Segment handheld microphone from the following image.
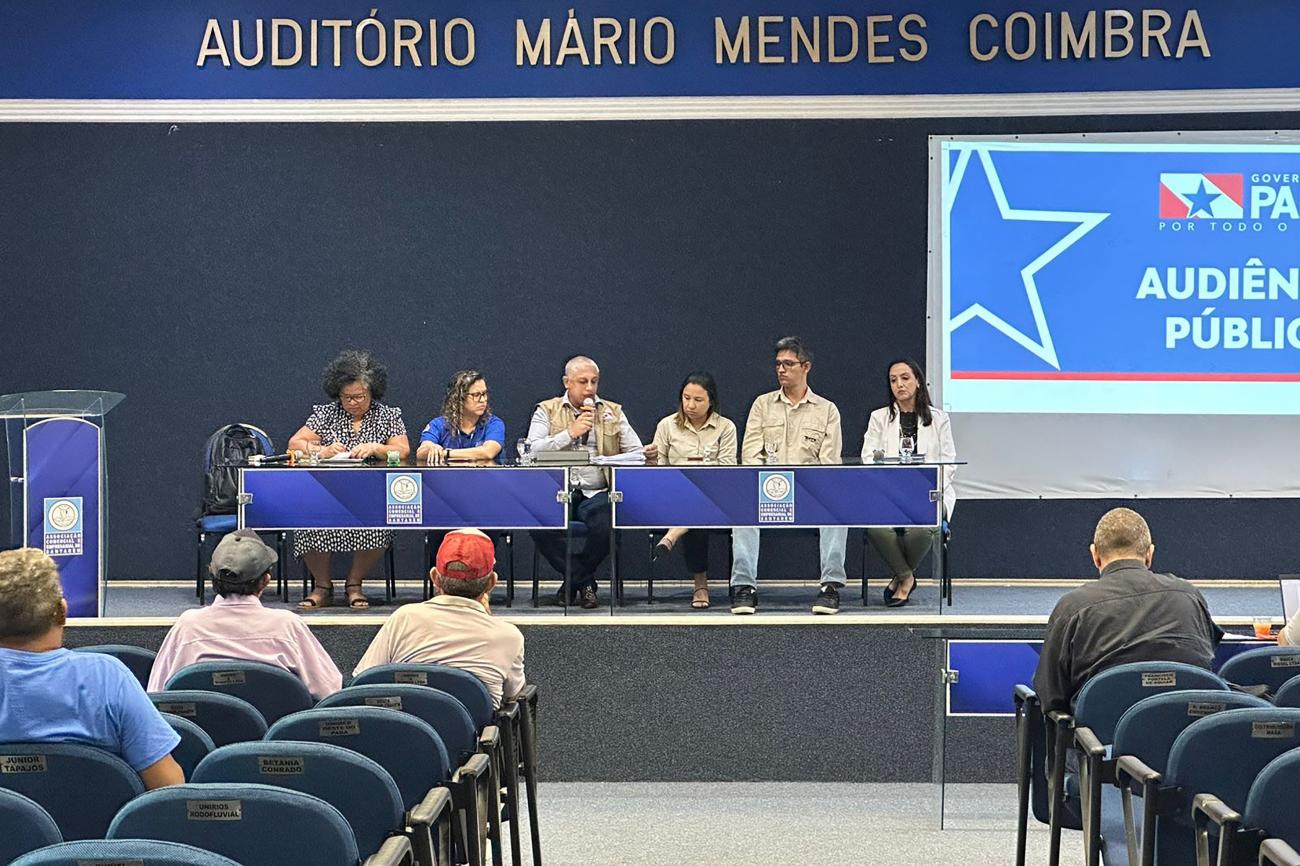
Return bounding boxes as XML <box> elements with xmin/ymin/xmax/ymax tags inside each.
<box><xmin>580</xmin><ymin>397</ymin><xmax>596</xmax><ymax>445</ymax></box>
<box><xmin>247</xmin><ymin>453</ymin><xmax>292</xmax><ymax>466</ymax></box>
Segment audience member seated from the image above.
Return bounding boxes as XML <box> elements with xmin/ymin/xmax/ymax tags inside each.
<box><xmin>353</xmin><ymin>529</ymin><xmax>525</xmax><ymax>708</ymax></box>
<box><xmin>0</xmin><ymin>549</ymin><xmax>184</xmax><ymax>789</ymax></box>
<box><xmin>1279</xmin><ymin>610</ymin><xmax>1300</xmax><ymax>645</ymax></box>
<box><xmin>1033</xmin><ymin>507</ymin><xmax>1223</xmax><ymax>714</ymax></box>
<box><xmin>148</xmin><ymin>530</ymin><xmax>342</xmax><ymax>699</ymax></box>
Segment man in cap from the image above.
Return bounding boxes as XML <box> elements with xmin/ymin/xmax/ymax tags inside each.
<box><xmin>148</xmin><ymin>529</ymin><xmax>342</xmax><ymax>698</ymax></box>
<box><xmin>353</xmin><ymin>528</ymin><xmax>525</xmax><ymax>708</ymax></box>
<box><xmin>0</xmin><ymin>548</ymin><xmax>184</xmax><ymax>788</ymax></box>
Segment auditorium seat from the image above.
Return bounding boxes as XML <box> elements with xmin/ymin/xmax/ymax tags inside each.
<box><xmin>192</xmin><ymin>741</ymin><xmax>415</xmax><ymax>861</ymax></box>
<box><xmin>108</xmin><ymin>782</ymin><xmax>413</xmax><ymax>866</ymax></box>
<box><xmin>165</xmin><ymin>660</ymin><xmax>314</xmax><ymax>724</ymax></box>
<box><xmin>0</xmin><ymin>788</ymin><xmax>63</xmax><ymax>865</ymax></box>
<box><xmin>71</xmin><ymin>644</ymin><xmax>156</xmax><ymax>689</ymax></box>
<box><xmin>1273</xmin><ymin>675</ymin><xmax>1300</xmax><ymax>707</ymax></box>
<box><xmin>160</xmin><ymin>712</ymin><xmax>216</xmax><ymax>779</ymax></box>
<box><xmin>12</xmin><ymin>839</ymin><xmax>246</xmax><ymax>866</ymax></box>
<box><xmin>1115</xmin><ymin>707</ymin><xmax>1300</xmax><ymax>866</ymax></box>
<box><xmin>319</xmin><ymin>685</ymin><xmax>497</xmax><ymax>865</ymax></box>
<box><xmin>266</xmin><ymin>706</ymin><xmax>474</xmax><ymax>866</ymax></box>
<box><xmin>149</xmin><ymin>691</ymin><xmax>268</xmax><ymax>747</ymax></box>
<box><xmin>0</xmin><ymin>743</ymin><xmax>143</xmax><ymax>840</ymax></box>
<box><xmin>1218</xmin><ymin>646</ymin><xmax>1300</xmax><ymax>695</ymax></box>
<box><xmin>1194</xmin><ymin>747</ymin><xmax>1300</xmax><ymax>866</ymax></box>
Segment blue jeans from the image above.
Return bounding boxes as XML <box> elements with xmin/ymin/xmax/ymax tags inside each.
<box><xmin>729</xmin><ymin>527</ymin><xmax>847</xmax><ymax>589</ymax></box>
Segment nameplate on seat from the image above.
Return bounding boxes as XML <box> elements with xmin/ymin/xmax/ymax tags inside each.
<box><xmin>1141</xmin><ymin>671</ymin><xmax>1177</xmax><ymax>687</ymax></box>
<box><xmin>186</xmin><ymin>799</ymin><xmax>243</xmax><ymax>821</ymax></box>
<box><xmin>76</xmin><ymin>859</ymin><xmax>145</xmax><ymax>866</ymax></box>
<box><xmin>1251</xmin><ymin>721</ymin><xmax>1296</xmax><ymax>739</ymax></box>
<box><xmin>365</xmin><ymin>696</ymin><xmax>403</xmax><ymax>710</ymax></box>
<box><xmin>0</xmin><ymin>754</ymin><xmax>47</xmax><ymax>773</ymax></box>
<box><xmin>319</xmin><ymin>719</ymin><xmax>360</xmax><ymax>737</ymax></box>
<box><xmin>1270</xmin><ymin>655</ymin><xmax>1300</xmax><ymax>668</ymax></box>
<box><xmin>212</xmin><ymin>670</ymin><xmax>247</xmax><ymax>685</ymax></box>
<box><xmin>155</xmin><ymin>702</ymin><xmax>197</xmax><ymax>717</ymax></box>
<box><xmin>258</xmin><ymin>756</ymin><xmax>305</xmax><ymax>775</ymax></box>
<box><xmin>394</xmin><ymin>671</ymin><xmax>428</xmax><ymax>685</ymax></box>
<box><xmin>1187</xmin><ymin>702</ymin><xmax>1227</xmax><ymax>717</ymax></box>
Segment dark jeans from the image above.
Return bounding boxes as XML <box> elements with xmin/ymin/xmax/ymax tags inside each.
<box><xmin>530</xmin><ymin>490</ymin><xmax>610</xmax><ymax>592</ymax></box>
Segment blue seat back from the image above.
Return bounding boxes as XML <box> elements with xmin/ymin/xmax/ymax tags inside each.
<box><xmin>266</xmin><ymin>707</ymin><xmax>450</xmax><ymax>811</ymax></box>
<box><xmin>165</xmin><ymin>661</ymin><xmax>314</xmax><ymax>725</ymax></box>
<box><xmin>352</xmin><ymin>663</ymin><xmax>495</xmax><ymax>730</ymax></box>
<box><xmin>1274</xmin><ymin>675</ymin><xmax>1300</xmax><ymax>708</ymax></box>
<box><xmin>108</xmin><ymin>782</ymin><xmax>357</xmax><ymax>866</ymax></box>
<box><xmin>71</xmin><ymin>644</ymin><xmax>156</xmax><ymax>689</ymax></box>
<box><xmin>1112</xmin><ymin>690</ymin><xmax>1270</xmax><ymax>775</ymax></box>
<box><xmin>150</xmin><ymin>690</ymin><xmax>267</xmax><ymax>747</ymax></box>
<box><xmin>1072</xmin><ymin>661</ymin><xmax>1226</xmax><ymax>742</ymax></box>
<box><xmin>11</xmin><ymin>839</ymin><xmax>246</xmax><ymax>866</ymax></box>
<box><xmin>1219</xmin><ymin>647</ymin><xmax>1300</xmax><ymax>694</ymax></box>
<box><xmin>0</xmin><ymin>743</ymin><xmax>143</xmax><ymax>840</ymax></box>
<box><xmin>319</xmin><ymin>683</ymin><xmax>478</xmax><ymax>764</ymax></box>
<box><xmin>1168</xmin><ymin>708</ymin><xmax>1300</xmax><ymax>817</ymax></box>
<box><xmin>0</xmin><ymin>788</ymin><xmax>62</xmax><ymax>864</ymax></box>
<box><xmin>193</xmin><ymin>741</ymin><xmax>403</xmax><ymax>859</ymax></box>
<box><xmin>1245</xmin><ymin>748</ymin><xmax>1300</xmax><ymax>850</ymax></box>
<box><xmin>161</xmin><ymin>713</ymin><xmax>216</xmax><ymax>779</ymax></box>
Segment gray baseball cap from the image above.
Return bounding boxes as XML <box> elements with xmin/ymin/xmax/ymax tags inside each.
<box><xmin>209</xmin><ymin>529</ymin><xmax>277</xmax><ymax>584</ymax></box>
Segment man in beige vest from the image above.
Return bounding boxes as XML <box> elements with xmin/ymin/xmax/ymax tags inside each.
<box><xmin>527</xmin><ymin>355</ymin><xmax>647</xmax><ymax>608</ymax></box>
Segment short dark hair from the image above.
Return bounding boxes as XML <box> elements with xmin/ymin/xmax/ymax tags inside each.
<box><xmin>774</xmin><ymin>336</ymin><xmax>812</xmax><ymax>364</ymax></box>
<box><xmin>322</xmin><ymin>349</ymin><xmax>388</xmax><ymax>401</ymax></box>
<box><xmin>675</xmin><ymin>370</ymin><xmax>719</xmax><ymax>426</ymax></box>
<box><xmin>210</xmin><ymin>567</ymin><xmax>270</xmax><ymax>598</ymax></box>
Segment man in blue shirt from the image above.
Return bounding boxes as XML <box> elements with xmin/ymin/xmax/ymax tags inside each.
<box><xmin>0</xmin><ymin>548</ymin><xmax>183</xmax><ymax>788</ymax></box>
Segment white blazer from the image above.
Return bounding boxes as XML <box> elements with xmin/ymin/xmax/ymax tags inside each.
<box><xmin>861</xmin><ymin>404</ymin><xmax>957</xmax><ymax>517</ymax></box>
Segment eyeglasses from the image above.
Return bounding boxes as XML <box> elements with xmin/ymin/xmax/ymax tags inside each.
<box><xmin>340</xmin><ymin>392</ymin><xmax>370</xmax><ymax>403</ymax></box>
<box><xmin>775</xmin><ymin>359</ymin><xmax>805</xmax><ymax>369</ymax></box>
<box><xmin>467</xmin><ymin>390</ymin><xmax>490</xmax><ymax>400</ymax></box>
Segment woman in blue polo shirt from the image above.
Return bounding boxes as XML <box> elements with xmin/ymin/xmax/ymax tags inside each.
<box><xmin>416</xmin><ymin>369</ymin><xmax>505</xmax><ymax>465</ymax></box>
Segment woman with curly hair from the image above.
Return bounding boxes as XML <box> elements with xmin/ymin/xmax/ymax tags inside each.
<box><xmin>415</xmin><ymin>370</ymin><xmax>505</xmax><ymax>465</ymax></box>
<box><xmin>288</xmin><ymin>349</ymin><xmax>411</xmax><ymax>609</ymax></box>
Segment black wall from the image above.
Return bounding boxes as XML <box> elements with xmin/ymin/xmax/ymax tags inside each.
<box><xmin>3</xmin><ymin>113</ymin><xmax>1299</xmax><ymax>582</ymax></box>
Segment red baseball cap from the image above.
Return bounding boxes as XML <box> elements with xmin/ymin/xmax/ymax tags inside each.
<box><xmin>436</xmin><ymin>529</ymin><xmax>496</xmax><ymax>581</ymax></box>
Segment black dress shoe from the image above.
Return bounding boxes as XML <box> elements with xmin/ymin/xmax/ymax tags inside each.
<box><xmin>886</xmin><ymin>576</ymin><xmax>917</xmax><ymax>608</ymax></box>
<box><xmin>579</xmin><ymin>586</ymin><xmax>599</xmax><ymax>609</ymax></box>
<box><xmin>651</xmin><ymin>540</ymin><xmax>673</xmax><ymax>561</ymax></box>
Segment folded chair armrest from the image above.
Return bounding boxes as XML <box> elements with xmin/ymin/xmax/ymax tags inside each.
<box><xmin>518</xmin><ymin>683</ymin><xmax>538</xmax><ymax>713</ymax></box>
<box><xmin>495</xmin><ymin>702</ymin><xmax>520</xmax><ymax>724</ymax></box>
<box><xmin>1115</xmin><ymin>755</ymin><xmax>1161</xmax><ymax>792</ymax></box>
<box><xmin>1046</xmin><ymin>709</ymin><xmax>1075</xmax><ymax>728</ymax></box>
<box><xmin>364</xmin><ymin>834</ymin><xmax>414</xmax><ymax>866</ymax></box>
<box><xmin>479</xmin><ymin>725</ymin><xmax>500</xmax><ymax>750</ymax></box>
<box><xmin>409</xmin><ymin>786</ymin><xmax>454</xmax><ymax>826</ymax></box>
<box><xmin>452</xmin><ymin>752</ymin><xmax>491</xmax><ymax>783</ymax></box>
<box><xmin>1261</xmin><ymin>839</ymin><xmax>1300</xmax><ymax>866</ymax></box>
<box><xmin>1013</xmin><ymin>684</ymin><xmax>1039</xmax><ymax>706</ymax></box>
<box><xmin>1193</xmin><ymin>794</ymin><xmax>1242</xmax><ymax>833</ymax></box>
<box><xmin>1075</xmin><ymin>726</ymin><xmax>1106</xmax><ymax>758</ymax></box>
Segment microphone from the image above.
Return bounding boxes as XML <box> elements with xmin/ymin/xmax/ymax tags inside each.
<box><xmin>247</xmin><ymin>453</ymin><xmax>292</xmax><ymax>466</ymax></box>
<box><xmin>579</xmin><ymin>397</ymin><xmax>596</xmax><ymax>445</ymax></box>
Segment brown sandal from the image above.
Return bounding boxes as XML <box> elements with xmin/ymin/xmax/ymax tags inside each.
<box><xmin>691</xmin><ymin>587</ymin><xmax>711</xmax><ymax>610</ymax></box>
<box><xmin>299</xmin><ymin>586</ymin><xmax>333</xmax><ymax>609</ymax></box>
<box><xmin>345</xmin><ymin>583</ymin><xmax>370</xmax><ymax>609</ymax></box>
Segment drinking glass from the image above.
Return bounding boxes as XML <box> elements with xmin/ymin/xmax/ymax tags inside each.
<box><xmin>306</xmin><ymin>442</ymin><xmax>321</xmax><ymax>466</ymax></box>
<box><xmin>899</xmin><ymin>435</ymin><xmax>916</xmax><ymax>464</ymax></box>
<box><xmin>702</xmin><ymin>443</ymin><xmax>719</xmax><ymax>464</ymax></box>
<box><xmin>516</xmin><ymin>438</ymin><xmax>532</xmax><ymax>466</ymax></box>
<box><xmin>766</xmin><ymin>440</ymin><xmax>781</xmax><ymax>465</ymax></box>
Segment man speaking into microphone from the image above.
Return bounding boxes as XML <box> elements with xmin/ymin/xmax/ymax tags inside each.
<box><xmin>527</xmin><ymin>355</ymin><xmax>648</xmax><ymax>608</ymax></box>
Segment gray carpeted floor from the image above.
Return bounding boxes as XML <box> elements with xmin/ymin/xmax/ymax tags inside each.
<box><xmin>511</xmin><ymin>782</ymin><xmax>1082</xmax><ymax>865</ymax></box>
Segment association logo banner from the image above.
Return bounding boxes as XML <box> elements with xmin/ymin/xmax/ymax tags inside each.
<box><xmin>940</xmin><ymin>139</ymin><xmax>1300</xmax><ymax>414</ymax></box>
<box><xmin>42</xmin><ymin>497</ymin><xmax>84</xmax><ymax>557</ymax></box>
<box><xmin>385</xmin><ymin>472</ymin><xmax>422</xmax><ymax>524</ymax></box>
<box><xmin>757</xmin><ymin>470</ymin><xmax>795</xmax><ymax>523</ymax></box>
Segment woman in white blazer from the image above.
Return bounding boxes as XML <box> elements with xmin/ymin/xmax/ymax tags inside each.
<box><xmin>860</xmin><ymin>359</ymin><xmax>956</xmax><ymax>607</ymax></box>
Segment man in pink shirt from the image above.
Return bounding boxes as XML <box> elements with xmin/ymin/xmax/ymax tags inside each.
<box><xmin>148</xmin><ymin>530</ymin><xmax>342</xmax><ymax>699</ymax></box>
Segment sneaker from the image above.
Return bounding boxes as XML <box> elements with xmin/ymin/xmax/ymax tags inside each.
<box><xmin>731</xmin><ymin>585</ymin><xmax>757</xmax><ymax>615</ymax></box>
<box><xmin>579</xmin><ymin>586</ymin><xmax>600</xmax><ymax>610</ymax></box>
<box><xmin>812</xmin><ymin>584</ymin><xmax>841</xmax><ymax>615</ymax></box>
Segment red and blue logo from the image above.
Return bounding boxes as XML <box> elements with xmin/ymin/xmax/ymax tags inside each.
<box><xmin>1159</xmin><ymin>173</ymin><xmax>1244</xmax><ymax>219</ymax></box>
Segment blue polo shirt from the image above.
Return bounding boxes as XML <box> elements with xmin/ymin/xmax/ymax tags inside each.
<box><xmin>0</xmin><ymin>647</ymin><xmax>180</xmax><ymax>772</ymax></box>
<box><xmin>419</xmin><ymin>414</ymin><xmax>506</xmax><ymax>456</ymax></box>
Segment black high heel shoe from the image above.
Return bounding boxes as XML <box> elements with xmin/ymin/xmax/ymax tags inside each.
<box><xmin>885</xmin><ymin>575</ymin><xmax>917</xmax><ymax>608</ymax></box>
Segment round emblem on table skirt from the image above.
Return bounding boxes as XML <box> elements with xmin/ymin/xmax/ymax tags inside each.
<box><xmin>762</xmin><ymin>474</ymin><xmax>791</xmax><ymax>501</ymax></box>
<box><xmin>48</xmin><ymin>499</ymin><xmax>80</xmax><ymax>531</ymax></box>
<box><xmin>389</xmin><ymin>475</ymin><xmax>420</xmax><ymax>503</ymax></box>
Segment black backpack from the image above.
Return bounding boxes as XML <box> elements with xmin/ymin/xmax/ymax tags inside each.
<box><xmin>201</xmin><ymin>424</ymin><xmax>273</xmax><ymax>515</ymax></box>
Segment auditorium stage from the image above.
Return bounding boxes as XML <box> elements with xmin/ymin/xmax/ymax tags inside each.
<box><xmin>67</xmin><ymin>579</ymin><xmax>1276</xmax><ymax>795</ymax></box>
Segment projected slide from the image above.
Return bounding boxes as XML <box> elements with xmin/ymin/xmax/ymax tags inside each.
<box><xmin>939</xmin><ymin>139</ymin><xmax>1300</xmax><ymax>414</ymax></box>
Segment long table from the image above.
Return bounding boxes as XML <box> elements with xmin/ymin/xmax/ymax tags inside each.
<box><xmin>239</xmin><ymin>462</ymin><xmax>953</xmax><ymax>611</ymax></box>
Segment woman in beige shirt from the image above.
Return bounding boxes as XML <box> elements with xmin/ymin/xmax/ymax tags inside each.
<box><xmin>649</xmin><ymin>372</ymin><xmax>739</xmax><ymax>609</ymax></box>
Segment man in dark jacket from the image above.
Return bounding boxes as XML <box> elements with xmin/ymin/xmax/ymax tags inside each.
<box><xmin>1034</xmin><ymin>507</ymin><xmax>1223</xmax><ymax>714</ymax></box>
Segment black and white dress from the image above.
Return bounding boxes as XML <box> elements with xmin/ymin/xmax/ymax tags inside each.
<box><xmin>293</xmin><ymin>401</ymin><xmax>407</xmax><ymax>557</ymax></box>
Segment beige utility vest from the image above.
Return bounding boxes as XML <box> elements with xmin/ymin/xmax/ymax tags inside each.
<box><xmin>538</xmin><ymin>397</ymin><xmax>625</xmax><ymax>457</ymax></box>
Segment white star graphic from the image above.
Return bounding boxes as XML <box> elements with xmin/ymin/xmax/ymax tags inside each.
<box><xmin>946</xmin><ymin>147</ymin><xmax>1110</xmax><ymax>370</ymax></box>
